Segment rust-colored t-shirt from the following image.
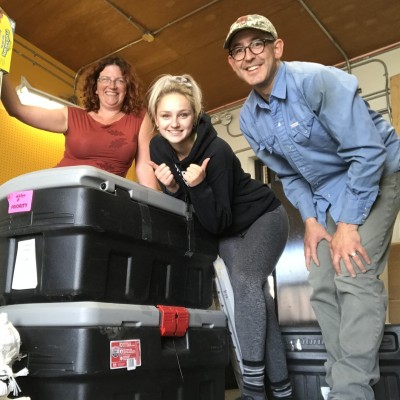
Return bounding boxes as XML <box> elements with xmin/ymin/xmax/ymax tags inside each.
<box><xmin>56</xmin><ymin>107</ymin><xmax>146</xmax><ymax>177</ymax></box>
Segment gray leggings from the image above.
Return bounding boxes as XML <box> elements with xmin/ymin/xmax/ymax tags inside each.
<box><xmin>218</xmin><ymin>205</ymin><xmax>289</xmax><ymax>383</ymax></box>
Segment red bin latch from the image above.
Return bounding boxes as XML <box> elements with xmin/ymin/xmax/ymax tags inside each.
<box><xmin>157</xmin><ymin>305</ymin><xmax>189</xmax><ymax>337</ymax></box>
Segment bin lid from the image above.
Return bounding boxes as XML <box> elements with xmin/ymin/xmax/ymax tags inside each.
<box><xmin>0</xmin><ymin>302</ymin><xmax>227</xmax><ymax>329</ymax></box>
<box><xmin>0</xmin><ymin>166</ymin><xmax>188</xmax><ymax>217</ymax></box>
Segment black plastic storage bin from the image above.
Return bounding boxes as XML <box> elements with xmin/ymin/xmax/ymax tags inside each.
<box><xmin>0</xmin><ymin>166</ymin><xmax>217</xmax><ymax>308</ymax></box>
<box><xmin>281</xmin><ymin>324</ymin><xmax>400</xmax><ymax>400</ymax></box>
<box><xmin>2</xmin><ymin>301</ymin><xmax>229</xmax><ymax>400</ymax></box>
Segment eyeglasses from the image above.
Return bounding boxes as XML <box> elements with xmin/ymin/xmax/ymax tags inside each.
<box><xmin>97</xmin><ymin>76</ymin><xmax>127</xmax><ymax>87</ymax></box>
<box><xmin>229</xmin><ymin>38</ymin><xmax>275</xmax><ymax>61</ymax></box>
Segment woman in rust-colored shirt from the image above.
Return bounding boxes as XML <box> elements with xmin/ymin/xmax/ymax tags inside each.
<box><xmin>1</xmin><ymin>55</ymin><xmax>158</xmax><ymax>187</ymax></box>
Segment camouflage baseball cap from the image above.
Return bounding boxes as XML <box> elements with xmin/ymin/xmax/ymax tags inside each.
<box><xmin>223</xmin><ymin>14</ymin><xmax>278</xmax><ymax>49</ymax></box>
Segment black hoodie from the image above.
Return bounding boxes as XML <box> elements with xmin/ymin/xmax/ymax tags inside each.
<box><xmin>150</xmin><ymin>113</ymin><xmax>280</xmax><ymax>236</ymax></box>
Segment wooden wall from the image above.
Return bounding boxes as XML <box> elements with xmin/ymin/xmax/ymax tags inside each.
<box><xmin>391</xmin><ymin>73</ymin><xmax>400</xmax><ymax>134</ymax></box>
<box><xmin>388</xmin><ymin>73</ymin><xmax>400</xmax><ymax>323</ymax></box>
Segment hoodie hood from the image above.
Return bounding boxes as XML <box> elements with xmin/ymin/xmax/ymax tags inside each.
<box><xmin>184</xmin><ymin>113</ymin><xmax>217</xmax><ymax>166</ymax></box>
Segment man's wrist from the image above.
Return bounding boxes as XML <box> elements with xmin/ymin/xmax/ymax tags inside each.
<box><xmin>337</xmin><ymin>221</ymin><xmax>359</xmax><ymax>231</ymax></box>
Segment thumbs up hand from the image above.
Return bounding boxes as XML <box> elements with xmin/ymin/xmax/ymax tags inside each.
<box><xmin>182</xmin><ymin>158</ymin><xmax>210</xmax><ymax>187</ymax></box>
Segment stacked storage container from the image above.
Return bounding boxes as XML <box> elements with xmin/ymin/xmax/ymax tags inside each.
<box><xmin>0</xmin><ymin>166</ymin><xmax>229</xmax><ymax>400</ymax></box>
<box><xmin>280</xmin><ymin>325</ymin><xmax>400</xmax><ymax>400</ymax></box>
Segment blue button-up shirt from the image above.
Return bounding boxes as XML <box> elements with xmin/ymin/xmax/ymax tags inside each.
<box><xmin>240</xmin><ymin>61</ymin><xmax>400</xmax><ymax>226</ymax></box>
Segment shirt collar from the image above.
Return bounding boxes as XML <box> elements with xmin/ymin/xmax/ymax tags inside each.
<box><xmin>248</xmin><ymin>62</ymin><xmax>287</xmax><ymax>109</ymax></box>
<box><xmin>270</xmin><ymin>62</ymin><xmax>287</xmax><ymax>100</ymax></box>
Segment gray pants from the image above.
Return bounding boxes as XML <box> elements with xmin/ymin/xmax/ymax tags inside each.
<box><xmin>219</xmin><ymin>205</ymin><xmax>290</xmax><ymax>384</ymax></box>
<box><xmin>308</xmin><ymin>172</ymin><xmax>400</xmax><ymax>400</ymax></box>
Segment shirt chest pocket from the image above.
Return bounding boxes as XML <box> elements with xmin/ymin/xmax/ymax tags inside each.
<box><xmin>288</xmin><ymin>114</ymin><xmax>336</xmax><ymax>151</ymax></box>
<box><xmin>289</xmin><ymin>116</ymin><xmax>313</xmax><ymax>144</ymax></box>
<box><xmin>252</xmin><ymin>120</ymin><xmax>276</xmax><ymax>153</ymax></box>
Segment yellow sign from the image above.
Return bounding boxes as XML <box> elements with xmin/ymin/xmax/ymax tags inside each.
<box><xmin>0</xmin><ymin>13</ymin><xmax>15</xmax><ymax>73</ymax></box>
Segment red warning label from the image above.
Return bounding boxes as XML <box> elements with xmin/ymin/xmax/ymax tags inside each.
<box><xmin>110</xmin><ymin>339</ymin><xmax>141</xmax><ymax>370</ymax></box>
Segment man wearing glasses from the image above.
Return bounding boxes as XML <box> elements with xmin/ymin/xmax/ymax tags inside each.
<box><xmin>225</xmin><ymin>14</ymin><xmax>400</xmax><ymax>400</ymax></box>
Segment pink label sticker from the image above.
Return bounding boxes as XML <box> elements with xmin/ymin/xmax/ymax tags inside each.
<box><xmin>7</xmin><ymin>190</ymin><xmax>33</xmax><ymax>214</ymax></box>
<box><xmin>110</xmin><ymin>339</ymin><xmax>141</xmax><ymax>370</ymax></box>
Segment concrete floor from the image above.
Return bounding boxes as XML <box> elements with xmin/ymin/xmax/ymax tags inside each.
<box><xmin>225</xmin><ymin>389</ymin><xmax>240</xmax><ymax>400</ymax></box>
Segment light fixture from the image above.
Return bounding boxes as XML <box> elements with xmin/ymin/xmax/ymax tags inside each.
<box><xmin>16</xmin><ymin>76</ymin><xmax>77</xmax><ymax>110</ymax></box>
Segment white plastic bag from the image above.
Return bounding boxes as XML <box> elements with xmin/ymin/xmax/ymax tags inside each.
<box><xmin>0</xmin><ymin>313</ymin><xmax>29</xmax><ymax>399</ymax></box>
